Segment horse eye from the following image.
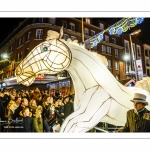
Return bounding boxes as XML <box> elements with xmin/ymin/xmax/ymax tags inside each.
<box><xmin>43</xmin><ymin>47</ymin><xmax>48</xmax><ymax>51</ymax></box>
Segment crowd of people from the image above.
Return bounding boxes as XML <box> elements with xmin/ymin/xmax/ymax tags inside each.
<box><xmin>0</xmin><ymin>87</ymin><xmax>74</xmax><ymax>132</ymax></box>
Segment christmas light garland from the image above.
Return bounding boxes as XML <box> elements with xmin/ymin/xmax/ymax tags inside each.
<box><xmin>84</xmin><ymin>17</ymin><xmax>144</xmax><ymax>48</ymax></box>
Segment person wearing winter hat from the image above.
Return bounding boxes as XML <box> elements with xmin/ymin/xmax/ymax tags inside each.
<box><xmin>117</xmin><ymin>93</ymin><xmax>150</xmax><ymax>132</ymax></box>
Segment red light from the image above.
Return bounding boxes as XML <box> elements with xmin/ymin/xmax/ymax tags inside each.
<box><xmin>36</xmin><ymin>74</ymin><xmax>44</xmax><ymax>79</ymax></box>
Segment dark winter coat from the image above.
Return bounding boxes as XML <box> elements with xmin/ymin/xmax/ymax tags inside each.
<box><xmin>15</xmin><ymin>116</ymin><xmax>34</xmax><ymax>132</ymax></box>
<box><xmin>64</xmin><ymin>102</ymin><xmax>74</xmax><ymax>119</ymax></box>
<box><xmin>12</xmin><ymin>105</ymin><xmax>24</xmax><ymax>119</ymax></box>
<box><xmin>117</xmin><ymin>108</ymin><xmax>150</xmax><ymax>132</ymax></box>
<box><xmin>3</xmin><ymin>94</ymin><xmax>10</xmax><ymax>108</ymax></box>
<box><xmin>55</xmin><ymin>104</ymin><xmax>64</xmax><ymax>125</ymax></box>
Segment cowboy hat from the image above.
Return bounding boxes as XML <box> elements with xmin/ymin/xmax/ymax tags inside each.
<box><xmin>130</xmin><ymin>93</ymin><xmax>148</xmax><ymax>105</ymax></box>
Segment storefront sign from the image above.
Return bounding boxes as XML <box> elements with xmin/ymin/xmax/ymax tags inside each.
<box><xmin>136</xmin><ymin>59</ymin><xmax>143</xmax><ymax>80</ymax></box>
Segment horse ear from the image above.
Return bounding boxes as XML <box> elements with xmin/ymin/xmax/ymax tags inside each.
<box><xmin>59</xmin><ymin>26</ymin><xmax>63</xmax><ymax>39</ymax></box>
<box><xmin>46</xmin><ymin>30</ymin><xmax>59</xmax><ymax>41</ymax></box>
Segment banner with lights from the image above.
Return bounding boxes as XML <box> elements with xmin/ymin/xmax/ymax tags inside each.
<box><xmin>84</xmin><ymin>17</ymin><xmax>144</xmax><ymax>48</ymax></box>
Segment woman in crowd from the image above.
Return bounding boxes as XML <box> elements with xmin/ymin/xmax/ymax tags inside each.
<box><xmin>32</xmin><ymin>105</ymin><xmax>43</xmax><ymax>132</ymax></box>
<box><xmin>29</xmin><ymin>99</ymin><xmax>37</xmax><ymax>115</ymax></box>
<box><xmin>42</xmin><ymin>95</ymin><xmax>55</xmax><ymax>132</ymax></box>
<box><xmin>30</xmin><ymin>87</ymin><xmax>42</xmax><ymax>106</ymax></box>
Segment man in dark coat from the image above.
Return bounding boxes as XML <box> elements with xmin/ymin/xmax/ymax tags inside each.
<box><xmin>117</xmin><ymin>93</ymin><xmax>150</xmax><ymax>132</ymax></box>
<box><xmin>15</xmin><ymin>107</ymin><xmax>34</xmax><ymax>132</ymax></box>
<box><xmin>63</xmin><ymin>96</ymin><xmax>74</xmax><ymax>119</ymax></box>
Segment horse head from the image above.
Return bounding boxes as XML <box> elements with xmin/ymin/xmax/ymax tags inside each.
<box><xmin>15</xmin><ymin>30</ymin><xmax>72</xmax><ymax>86</ymax></box>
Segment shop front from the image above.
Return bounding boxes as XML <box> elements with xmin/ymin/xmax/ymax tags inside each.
<box><xmin>47</xmin><ymin>77</ymin><xmax>74</xmax><ymax>97</ymax></box>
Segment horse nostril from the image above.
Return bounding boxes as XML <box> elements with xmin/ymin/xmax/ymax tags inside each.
<box><xmin>16</xmin><ymin>66</ymin><xmax>22</xmax><ymax>75</ymax></box>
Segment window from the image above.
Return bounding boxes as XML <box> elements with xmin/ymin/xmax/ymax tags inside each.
<box><xmin>70</xmin><ymin>36</ymin><xmax>77</xmax><ymax>41</ymax></box>
<box><xmin>125</xmin><ymin>41</ymin><xmax>130</xmax><ymax>53</ymax></box>
<box><xmin>24</xmin><ymin>48</ymin><xmax>29</xmax><ymax>57</ymax></box>
<box><xmin>63</xmin><ymin>34</ymin><xmax>69</xmax><ymax>41</ymax></box>
<box><xmin>147</xmin><ymin>69</ymin><xmax>150</xmax><ymax>76</ymax></box>
<box><xmin>145</xmin><ymin>50</ymin><xmax>149</xmax><ymax>57</ymax></box>
<box><xmin>108</xmin><ymin>60</ymin><xmax>112</xmax><ymax>68</ymax></box>
<box><xmin>36</xmin><ymin>29</ymin><xmax>43</xmax><ymax>39</ymax></box>
<box><xmin>132</xmin><ymin>43</ymin><xmax>136</xmax><ymax>58</ymax></box>
<box><xmin>9</xmin><ymin>46</ymin><xmax>13</xmax><ymax>53</ymax></box>
<box><xmin>146</xmin><ymin>59</ymin><xmax>149</xmax><ymax>66</ymax></box>
<box><xmin>6</xmin><ymin>71</ymin><xmax>10</xmax><ymax>78</ymax></box>
<box><xmin>91</xmin><ymin>30</ymin><xmax>95</xmax><ymax>36</ymax></box>
<box><xmin>18</xmin><ymin>39</ymin><xmax>22</xmax><ymax>46</ymax></box>
<box><xmin>20</xmin><ymin>51</ymin><xmax>22</xmax><ymax>60</ymax></box>
<box><xmin>132</xmin><ymin>62</ymin><xmax>135</xmax><ymax>71</ymax></box>
<box><xmin>137</xmin><ymin>45</ymin><xmax>141</xmax><ymax>58</ymax></box>
<box><xmin>100</xmin><ymin>23</ymin><xmax>104</xmax><ymax>30</ymax></box>
<box><xmin>107</xmin><ymin>47</ymin><xmax>111</xmax><ymax>55</ymax></box>
<box><xmin>17</xmin><ymin>53</ymin><xmax>20</xmax><ymax>61</ymax></box>
<box><xmin>115</xmin><ymin>49</ymin><xmax>119</xmax><ymax>57</ymax></box>
<box><xmin>105</xmin><ymin>35</ymin><xmax>109</xmax><ymax>42</ymax></box>
<box><xmin>112</xmin><ymin>38</ymin><xmax>116</xmax><ymax>44</ymax></box>
<box><xmin>27</xmin><ymin>31</ymin><xmax>31</xmax><ymax>41</ymax></box>
<box><xmin>62</xmin><ymin>21</ymin><xmax>67</xmax><ymax>28</ymax></box>
<box><xmin>85</xmin><ymin>28</ymin><xmax>89</xmax><ymax>35</ymax></box>
<box><xmin>85</xmin><ymin>18</ymin><xmax>90</xmax><ymax>24</ymax></box>
<box><xmin>115</xmin><ymin>61</ymin><xmax>119</xmax><ymax>70</ymax></box>
<box><xmin>125</xmin><ymin>43</ymin><xmax>129</xmax><ymax>50</ymax></box>
<box><xmin>49</xmin><ymin>18</ymin><xmax>56</xmax><ymax>24</ymax></box>
<box><xmin>132</xmin><ymin>43</ymin><xmax>135</xmax><ymax>52</ymax></box>
<box><xmin>102</xmin><ymin>45</ymin><xmax>106</xmax><ymax>54</ymax></box>
<box><xmin>39</xmin><ymin>18</ymin><xmax>43</xmax><ymax>23</ymax></box>
<box><xmin>70</xmin><ymin>23</ymin><xmax>75</xmax><ymax>31</ymax></box>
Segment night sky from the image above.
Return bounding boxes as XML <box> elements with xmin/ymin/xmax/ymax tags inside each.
<box><xmin>0</xmin><ymin>18</ymin><xmax>25</xmax><ymax>44</ymax></box>
<box><xmin>0</xmin><ymin>18</ymin><xmax>150</xmax><ymax>45</ymax></box>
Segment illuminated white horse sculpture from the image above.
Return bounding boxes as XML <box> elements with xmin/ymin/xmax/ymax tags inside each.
<box><xmin>15</xmin><ymin>29</ymin><xmax>150</xmax><ymax>133</ymax></box>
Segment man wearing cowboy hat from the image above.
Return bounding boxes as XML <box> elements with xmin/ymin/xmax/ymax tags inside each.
<box><xmin>117</xmin><ymin>93</ymin><xmax>150</xmax><ymax>132</ymax></box>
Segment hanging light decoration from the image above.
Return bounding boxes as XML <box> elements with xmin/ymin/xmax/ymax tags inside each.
<box><xmin>116</xmin><ymin>27</ymin><xmax>123</xmax><ymax>35</ymax></box>
<box><xmin>93</xmin><ymin>41</ymin><xmax>98</xmax><ymax>47</ymax></box>
<box><xmin>135</xmin><ymin>17</ymin><xmax>144</xmax><ymax>24</ymax></box>
<box><xmin>84</xmin><ymin>17</ymin><xmax>145</xmax><ymax>49</ymax></box>
<box><xmin>109</xmin><ymin>27</ymin><xmax>115</xmax><ymax>35</ymax></box>
<box><xmin>98</xmin><ymin>33</ymin><xmax>104</xmax><ymax>41</ymax></box>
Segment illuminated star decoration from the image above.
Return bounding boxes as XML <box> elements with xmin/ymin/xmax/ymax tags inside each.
<box><xmin>84</xmin><ymin>17</ymin><xmax>144</xmax><ymax>49</ymax></box>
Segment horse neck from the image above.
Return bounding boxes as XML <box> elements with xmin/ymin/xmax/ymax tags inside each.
<box><xmin>66</xmin><ymin>50</ymin><xmax>99</xmax><ymax>110</ymax></box>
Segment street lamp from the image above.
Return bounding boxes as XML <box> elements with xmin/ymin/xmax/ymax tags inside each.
<box><xmin>129</xmin><ymin>29</ymin><xmax>141</xmax><ymax>81</ymax></box>
<box><xmin>2</xmin><ymin>53</ymin><xmax>8</xmax><ymax>59</ymax></box>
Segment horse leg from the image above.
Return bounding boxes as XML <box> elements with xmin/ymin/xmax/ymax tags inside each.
<box><xmin>60</xmin><ymin>86</ymin><xmax>111</xmax><ymax>133</ymax></box>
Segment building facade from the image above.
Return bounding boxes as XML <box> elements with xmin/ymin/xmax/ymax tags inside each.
<box><xmin>122</xmin><ymin>34</ymin><xmax>144</xmax><ymax>80</ymax></box>
<box><xmin>0</xmin><ymin>18</ymin><xmax>145</xmax><ymax>90</ymax></box>
<box><xmin>143</xmin><ymin>44</ymin><xmax>150</xmax><ymax>76</ymax></box>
